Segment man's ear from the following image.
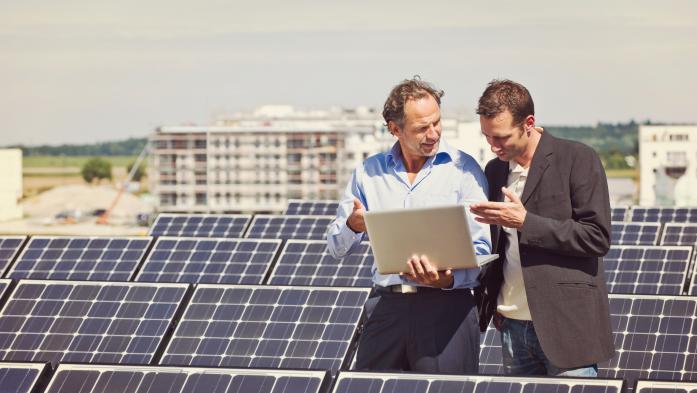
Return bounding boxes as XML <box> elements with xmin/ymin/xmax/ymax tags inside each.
<box><xmin>387</xmin><ymin>120</ymin><xmax>401</xmax><ymax>137</ymax></box>
<box><xmin>524</xmin><ymin>115</ymin><xmax>536</xmax><ymax>136</ymax></box>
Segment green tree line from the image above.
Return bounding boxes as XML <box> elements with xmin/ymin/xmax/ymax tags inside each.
<box><xmin>8</xmin><ymin>137</ymin><xmax>147</xmax><ymax>156</ymax></box>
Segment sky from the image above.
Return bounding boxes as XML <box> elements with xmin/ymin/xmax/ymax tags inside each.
<box><xmin>1</xmin><ymin>0</ymin><xmax>696</xmax><ymax>145</ymax></box>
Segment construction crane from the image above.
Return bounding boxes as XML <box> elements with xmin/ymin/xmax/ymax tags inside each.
<box><xmin>97</xmin><ymin>143</ymin><xmax>149</xmax><ymax>225</ymax></box>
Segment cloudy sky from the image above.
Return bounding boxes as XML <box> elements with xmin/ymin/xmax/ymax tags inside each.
<box><xmin>2</xmin><ymin>0</ymin><xmax>696</xmax><ymax>145</ymax></box>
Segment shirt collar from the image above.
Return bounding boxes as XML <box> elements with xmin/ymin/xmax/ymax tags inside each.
<box><xmin>508</xmin><ymin>160</ymin><xmax>529</xmax><ymax>175</ymax></box>
<box><xmin>385</xmin><ymin>139</ymin><xmax>455</xmax><ymax>167</ymax></box>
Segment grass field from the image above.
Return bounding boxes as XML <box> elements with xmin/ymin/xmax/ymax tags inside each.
<box><xmin>23</xmin><ymin>155</ymin><xmax>137</xmax><ymax>168</ymax></box>
<box><xmin>605</xmin><ymin>168</ymin><xmax>638</xmax><ymax>179</ymax></box>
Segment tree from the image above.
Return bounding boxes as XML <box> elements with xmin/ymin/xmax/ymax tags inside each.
<box><xmin>81</xmin><ymin>157</ymin><xmax>112</xmax><ymax>183</ymax></box>
<box><xmin>126</xmin><ymin>160</ymin><xmax>147</xmax><ymax>182</ymax></box>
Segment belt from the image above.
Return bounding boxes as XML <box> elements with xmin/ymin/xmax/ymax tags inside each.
<box><xmin>375</xmin><ymin>284</ymin><xmax>443</xmax><ymax>294</ymax></box>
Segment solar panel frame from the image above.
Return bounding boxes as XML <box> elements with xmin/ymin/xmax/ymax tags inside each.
<box><xmin>629</xmin><ymin>207</ymin><xmax>697</xmax><ymax>223</ymax></box>
<box><xmin>136</xmin><ymin>237</ymin><xmax>282</xmax><ymax>285</ymax></box>
<box><xmin>267</xmin><ymin>240</ymin><xmax>373</xmax><ymax>287</ymax></box>
<box><xmin>0</xmin><ymin>236</ymin><xmax>27</xmax><ymax>277</ymax></box>
<box><xmin>612</xmin><ymin>207</ymin><xmax>629</xmax><ymax>222</ymax></box>
<box><xmin>160</xmin><ymin>284</ymin><xmax>370</xmax><ymax>373</ymax></box>
<box><xmin>244</xmin><ymin>215</ymin><xmax>334</xmax><ymax>240</ymax></box>
<box><xmin>284</xmin><ymin>199</ymin><xmax>338</xmax><ymax>216</ymax></box>
<box><xmin>149</xmin><ymin>214</ymin><xmax>252</xmax><ymax>238</ymax></box>
<box><xmin>599</xmin><ymin>294</ymin><xmax>697</xmax><ymax>384</ymax></box>
<box><xmin>0</xmin><ymin>278</ymin><xmax>11</xmax><ymax>299</ymax></box>
<box><xmin>7</xmin><ymin>236</ymin><xmax>153</xmax><ymax>281</ymax></box>
<box><xmin>691</xmin><ymin>253</ymin><xmax>697</xmax><ymax>296</ymax></box>
<box><xmin>611</xmin><ymin>222</ymin><xmax>662</xmax><ymax>245</ymax></box>
<box><xmin>333</xmin><ymin>371</ymin><xmax>625</xmax><ymax>393</ymax></box>
<box><xmin>0</xmin><ymin>280</ymin><xmax>189</xmax><ymax>366</ymax></box>
<box><xmin>45</xmin><ymin>364</ymin><xmax>328</xmax><ymax>393</ymax></box>
<box><xmin>604</xmin><ymin>246</ymin><xmax>692</xmax><ymax>295</ymax></box>
<box><xmin>660</xmin><ymin>223</ymin><xmax>697</xmax><ymax>246</ymax></box>
<box><xmin>635</xmin><ymin>380</ymin><xmax>697</xmax><ymax>393</ymax></box>
<box><xmin>0</xmin><ymin>362</ymin><xmax>48</xmax><ymax>393</ymax></box>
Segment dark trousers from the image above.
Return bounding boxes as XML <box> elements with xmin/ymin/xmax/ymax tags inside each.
<box><xmin>355</xmin><ymin>288</ymin><xmax>479</xmax><ymax>373</ymax></box>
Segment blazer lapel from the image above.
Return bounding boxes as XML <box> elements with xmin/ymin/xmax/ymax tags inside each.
<box><xmin>521</xmin><ymin>132</ymin><xmax>554</xmax><ymax>205</ymax></box>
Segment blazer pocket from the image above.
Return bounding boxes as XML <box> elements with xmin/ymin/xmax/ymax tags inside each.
<box><xmin>556</xmin><ymin>281</ymin><xmax>597</xmax><ymax>289</ymax></box>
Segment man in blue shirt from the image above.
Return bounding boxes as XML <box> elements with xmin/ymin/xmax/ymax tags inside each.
<box><xmin>327</xmin><ymin>77</ymin><xmax>491</xmax><ymax>373</ymax></box>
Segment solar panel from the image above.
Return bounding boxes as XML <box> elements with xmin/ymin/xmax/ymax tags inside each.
<box><xmin>599</xmin><ymin>294</ymin><xmax>697</xmax><ymax>385</ymax></box>
<box><xmin>45</xmin><ymin>364</ymin><xmax>327</xmax><ymax>393</ymax></box>
<box><xmin>244</xmin><ymin>215</ymin><xmax>333</xmax><ymax>240</ymax></box>
<box><xmin>0</xmin><ymin>236</ymin><xmax>26</xmax><ymax>276</ymax></box>
<box><xmin>629</xmin><ymin>207</ymin><xmax>697</xmax><ymax>223</ymax></box>
<box><xmin>0</xmin><ymin>279</ymin><xmax>11</xmax><ymax>299</ymax></box>
<box><xmin>660</xmin><ymin>223</ymin><xmax>697</xmax><ymax>247</ymax></box>
<box><xmin>136</xmin><ymin>237</ymin><xmax>281</xmax><ymax>285</ymax></box>
<box><xmin>612</xmin><ymin>207</ymin><xmax>629</xmax><ymax>222</ymax></box>
<box><xmin>691</xmin><ymin>254</ymin><xmax>697</xmax><ymax>296</ymax></box>
<box><xmin>333</xmin><ymin>371</ymin><xmax>624</xmax><ymax>393</ymax></box>
<box><xmin>635</xmin><ymin>380</ymin><xmax>697</xmax><ymax>393</ymax></box>
<box><xmin>0</xmin><ymin>362</ymin><xmax>47</xmax><ymax>393</ymax></box>
<box><xmin>0</xmin><ymin>280</ymin><xmax>188</xmax><ymax>365</ymax></box>
<box><xmin>149</xmin><ymin>214</ymin><xmax>252</xmax><ymax>238</ymax></box>
<box><xmin>161</xmin><ymin>285</ymin><xmax>370</xmax><ymax>373</ymax></box>
<box><xmin>7</xmin><ymin>236</ymin><xmax>152</xmax><ymax>281</ymax></box>
<box><xmin>268</xmin><ymin>240</ymin><xmax>373</xmax><ymax>287</ymax></box>
<box><xmin>285</xmin><ymin>199</ymin><xmax>338</xmax><ymax>216</ymax></box>
<box><xmin>611</xmin><ymin>222</ymin><xmax>661</xmax><ymax>245</ymax></box>
<box><xmin>604</xmin><ymin>246</ymin><xmax>692</xmax><ymax>295</ymax></box>
<box><xmin>479</xmin><ymin>323</ymin><xmax>504</xmax><ymax>375</ymax></box>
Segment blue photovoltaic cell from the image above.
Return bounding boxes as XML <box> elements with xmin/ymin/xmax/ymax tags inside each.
<box><xmin>0</xmin><ymin>362</ymin><xmax>46</xmax><ymax>393</ymax></box>
<box><xmin>635</xmin><ymin>380</ymin><xmax>697</xmax><ymax>393</ymax></box>
<box><xmin>244</xmin><ymin>215</ymin><xmax>333</xmax><ymax>240</ymax></box>
<box><xmin>149</xmin><ymin>214</ymin><xmax>252</xmax><ymax>238</ymax></box>
<box><xmin>599</xmin><ymin>295</ymin><xmax>697</xmax><ymax>386</ymax></box>
<box><xmin>45</xmin><ymin>364</ymin><xmax>327</xmax><ymax>393</ymax></box>
<box><xmin>136</xmin><ymin>237</ymin><xmax>281</xmax><ymax>284</ymax></box>
<box><xmin>268</xmin><ymin>240</ymin><xmax>373</xmax><ymax>287</ymax></box>
<box><xmin>0</xmin><ymin>280</ymin><xmax>188</xmax><ymax>366</ymax></box>
<box><xmin>7</xmin><ymin>236</ymin><xmax>152</xmax><ymax>281</ymax></box>
<box><xmin>479</xmin><ymin>323</ymin><xmax>503</xmax><ymax>375</ymax></box>
<box><xmin>612</xmin><ymin>207</ymin><xmax>628</xmax><ymax>222</ymax></box>
<box><xmin>629</xmin><ymin>207</ymin><xmax>697</xmax><ymax>223</ymax></box>
<box><xmin>611</xmin><ymin>222</ymin><xmax>661</xmax><ymax>245</ymax></box>
<box><xmin>285</xmin><ymin>200</ymin><xmax>339</xmax><ymax>216</ymax></box>
<box><xmin>661</xmin><ymin>223</ymin><xmax>697</xmax><ymax>247</ymax></box>
<box><xmin>332</xmin><ymin>372</ymin><xmax>624</xmax><ymax>393</ymax></box>
<box><xmin>161</xmin><ymin>285</ymin><xmax>370</xmax><ymax>372</ymax></box>
<box><xmin>0</xmin><ymin>236</ymin><xmax>26</xmax><ymax>276</ymax></box>
<box><xmin>604</xmin><ymin>246</ymin><xmax>692</xmax><ymax>295</ymax></box>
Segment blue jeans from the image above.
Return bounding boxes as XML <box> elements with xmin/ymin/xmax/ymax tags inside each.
<box><xmin>498</xmin><ymin>314</ymin><xmax>598</xmax><ymax>377</ymax></box>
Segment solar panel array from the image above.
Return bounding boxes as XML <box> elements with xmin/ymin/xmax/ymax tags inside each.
<box><xmin>479</xmin><ymin>324</ymin><xmax>503</xmax><ymax>375</ymax></box>
<box><xmin>8</xmin><ymin>236</ymin><xmax>152</xmax><ymax>281</ymax></box>
<box><xmin>629</xmin><ymin>207</ymin><xmax>697</xmax><ymax>223</ymax></box>
<box><xmin>149</xmin><ymin>214</ymin><xmax>252</xmax><ymax>237</ymax></box>
<box><xmin>611</xmin><ymin>222</ymin><xmax>661</xmax><ymax>245</ymax></box>
<box><xmin>661</xmin><ymin>223</ymin><xmax>697</xmax><ymax>246</ymax></box>
<box><xmin>0</xmin><ymin>362</ymin><xmax>46</xmax><ymax>393</ymax></box>
<box><xmin>612</xmin><ymin>207</ymin><xmax>629</xmax><ymax>222</ymax></box>
<box><xmin>333</xmin><ymin>372</ymin><xmax>625</xmax><ymax>393</ymax></box>
<box><xmin>136</xmin><ymin>237</ymin><xmax>281</xmax><ymax>284</ymax></box>
<box><xmin>0</xmin><ymin>236</ymin><xmax>26</xmax><ymax>276</ymax></box>
<box><xmin>268</xmin><ymin>240</ymin><xmax>373</xmax><ymax>287</ymax></box>
<box><xmin>245</xmin><ymin>215</ymin><xmax>333</xmax><ymax>240</ymax></box>
<box><xmin>635</xmin><ymin>380</ymin><xmax>697</xmax><ymax>393</ymax></box>
<box><xmin>285</xmin><ymin>199</ymin><xmax>338</xmax><ymax>216</ymax></box>
<box><xmin>45</xmin><ymin>364</ymin><xmax>327</xmax><ymax>393</ymax></box>
<box><xmin>0</xmin><ymin>280</ymin><xmax>188</xmax><ymax>366</ymax></box>
<box><xmin>604</xmin><ymin>246</ymin><xmax>692</xmax><ymax>295</ymax></box>
<box><xmin>161</xmin><ymin>285</ymin><xmax>369</xmax><ymax>373</ymax></box>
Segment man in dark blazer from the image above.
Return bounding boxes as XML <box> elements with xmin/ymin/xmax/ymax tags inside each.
<box><xmin>470</xmin><ymin>79</ymin><xmax>615</xmax><ymax>376</ymax></box>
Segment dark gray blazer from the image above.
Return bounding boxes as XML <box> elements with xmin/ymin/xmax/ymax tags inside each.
<box><xmin>475</xmin><ymin>131</ymin><xmax>615</xmax><ymax>369</ymax></box>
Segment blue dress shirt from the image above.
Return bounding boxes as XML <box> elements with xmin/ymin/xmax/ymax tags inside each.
<box><xmin>326</xmin><ymin>139</ymin><xmax>491</xmax><ymax>289</ymax></box>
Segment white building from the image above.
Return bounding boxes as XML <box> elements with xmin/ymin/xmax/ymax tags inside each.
<box><xmin>0</xmin><ymin>149</ymin><xmax>23</xmax><ymax>221</ymax></box>
<box><xmin>639</xmin><ymin>125</ymin><xmax>697</xmax><ymax>206</ymax></box>
<box><xmin>149</xmin><ymin>106</ymin><xmax>492</xmax><ymax>213</ymax></box>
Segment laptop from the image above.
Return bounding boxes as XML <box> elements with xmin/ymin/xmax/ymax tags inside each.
<box><xmin>364</xmin><ymin>205</ymin><xmax>498</xmax><ymax>275</ymax></box>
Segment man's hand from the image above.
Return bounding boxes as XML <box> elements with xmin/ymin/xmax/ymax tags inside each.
<box><xmin>469</xmin><ymin>187</ymin><xmax>527</xmax><ymax>229</ymax></box>
<box><xmin>347</xmin><ymin>198</ymin><xmax>366</xmax><ymax>233</ymax></box>
<box><xmin>401</xmin><ymin>254</ymin><xmax>454</xmax><ymax>288</ymax></box>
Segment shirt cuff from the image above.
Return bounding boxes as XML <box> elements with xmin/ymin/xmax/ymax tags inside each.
<box><xmin>335</xmin><ymin>221</ymin><xmax>364</xmax><ymax>255</ymax></box>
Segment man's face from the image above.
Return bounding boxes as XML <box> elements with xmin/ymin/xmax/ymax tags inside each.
<box><xmin>392</xmin><ymin>95</ymin><xmax>441</xmax><ymax>161</ymax></box>
<box><xmin>480</xmin><ymin>110</ymin><xmax>529</xmax><ymax>162</ymax></box>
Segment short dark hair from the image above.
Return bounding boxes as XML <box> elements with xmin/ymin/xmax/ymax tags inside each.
<box><xmin>476</xmin><ymin>79</ymin><xmax>534</xmax><ymax>126</ymax></box>
<box><xmin>383</xmin><ymin>76</ymin><xmax>443</xmax><ymax>127</ymax></box>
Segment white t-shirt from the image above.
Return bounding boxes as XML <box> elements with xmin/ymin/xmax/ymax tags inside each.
<box><xmin>496</xmin><ymin>161</ymin><xmax>532</xmax><ymax>320</ymax></box>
